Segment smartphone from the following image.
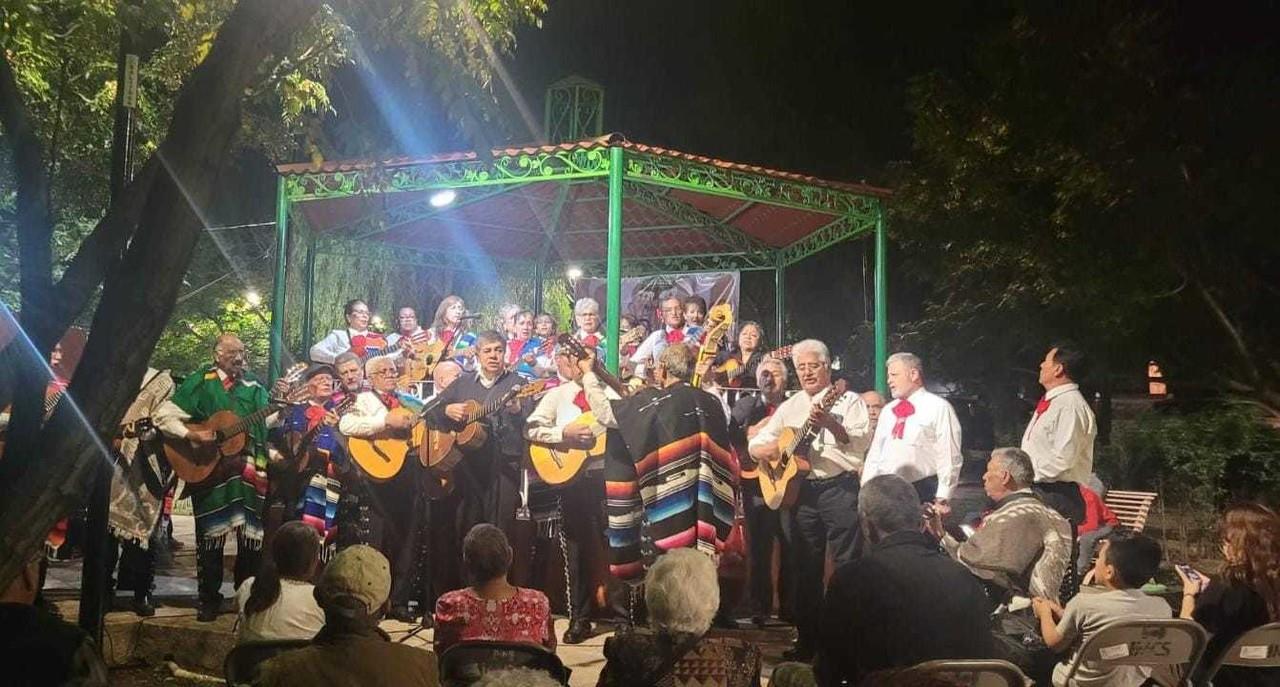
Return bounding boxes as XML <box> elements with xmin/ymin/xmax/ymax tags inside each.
<box><xmin>1176</xmin><ymin>564</ymin><xmax>1202</xmax><ymax>583</ymax></box>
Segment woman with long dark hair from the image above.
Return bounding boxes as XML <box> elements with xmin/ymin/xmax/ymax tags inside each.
<box><xmin>1178</xmin><ymin>502</ymin><xmax>1280</xmax><ymax>686</ymax></box>
<box><xmin>235</xmin><ymin>521</ymin><xmax>324</xmax><ymax>643</ymax></box>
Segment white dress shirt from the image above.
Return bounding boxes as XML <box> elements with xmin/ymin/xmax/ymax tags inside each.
<box><xmin>1020</xmin><ymin>383</ymin><xmax>1096</xmax><ymax>484</ymax></box>
<box><xmin>862</xmin><ymin>388</ymin><xmax>963</xmax><ymax>499</ymax></box>
<box><xmin>337</xmin><ymin>390</ymin><xmax>393</xmax><ymax>437</ymax></box>
<box><xmin>748</xmin><ymin>384</ymin><xmax>871</xmax><ymax>479</ymax></box>
<box><xmin>629</xmin><ymin>325</ymin><xmax>700</xmax><ymax>377</ymax></box>
<box><xmin>309</xmin><ymin>328</ymin><xmax>398</xmax><ymax>364</ymax></box>
<box><xmin>525</xmin><ymin>378</ymin><xmax>620</xmax><ymax>445</ymax></box>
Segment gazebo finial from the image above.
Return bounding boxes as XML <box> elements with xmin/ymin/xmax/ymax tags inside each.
<box><xmin>544</xmin><ymin>75</ymin><xmax>604</xmax><ymax>143</ymax></box>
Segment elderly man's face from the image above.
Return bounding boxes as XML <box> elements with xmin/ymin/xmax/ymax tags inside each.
<box><xmin>214</xmin><ymin>337</ymin><xmax>247</xmax><ymax>378</ymax></box>
<box><xmin>368</xmin><ymin>361</ymin><xmax>398</xmax><ymax>392</ymax></box>
<box><xmin>793</xmin><ymin>351</ymin><xmax>830</xmax><ymax>395</ymax></box>
<box><xmin>861</xmin><ymin>390</ymin><xmax>886</xmax><ymax>425</ymax></box>
<box><xmin>982</xmin><ymin>457</ymin><xmax>1012</xmax><ymax>501</ymax></box>
<box><xmin>433</xmin><ymin>361</ymin><xmax>462</xmax><ymax>392</ymax></box>
<box><xmin>757</xmin><ymin>362</ymin><xmax>785</xmax><ymax>395</ymax></box>
<box><xmin>336</xmin><ymin>360</ymin><xmax>362</xmax><ymax>392</ymax></box>
<box><xmin>886</xmin><ymin>360</ymin><xmax>921</xmax><ymax>400</ymax></box>
<box><xmin>1038</xmin><ymin>347</ymin><xmax>1063</xmax><ymax>388</ymax></box>
<box><xmin>307</xmin><ymin>373</ymin><xmax>334</xmax><ymax>401</ymax></box>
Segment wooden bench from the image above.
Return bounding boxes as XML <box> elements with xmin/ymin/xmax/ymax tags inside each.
<box><xmin>1102</xmin><ymin>490</ymin><xmax>1159</xmax><ymax>532</ymax></box>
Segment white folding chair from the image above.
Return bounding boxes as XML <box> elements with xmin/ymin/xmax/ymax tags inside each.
<box><xmin>1060</xmin><ymin>618</ymin><xmax>1207</xmax><ymax>686</ymax></box>
<box><xmin>1198</xmin><ymin>621</ymin><xmax>1280</xmax><ymax>686</ymax></box>
<box><xmin>912</xmin><ymin>659</ymin><xmax>1031</xmax><ymax>686</ymax></box>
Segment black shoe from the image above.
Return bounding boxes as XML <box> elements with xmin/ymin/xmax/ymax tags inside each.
<box><xmin>712</xmin><ymin>610</ymin><xmax>739</xmax><ymax>630</ymax></box>
<box><xmin>387</xmin><ymin>606</ymin><xmax>418</xmax><ymax>623</ymax></box>
<box><xmin>563</xmin><ymin>619</ymin><xmax>593</xmax><ymax>645</ymax></box>
<box><xmin>197</xmin><ymin>602</ymin><xmax>219</xmax><ymax>622</ymax></box>
<box><xmin>418</xmin><ymin>613</ymin><xmax>434</xmax><ymax>629</ymax></box>
<box><xmin>133</xmin><ymin>596</ymin><xmax>156</xmax><ymax>617</ymax></box>
<box><xmin>752</xmin><ymin>615</ymin><xmax>768</xmax><ymax>629</ymax></box>
<box><xmin>782</xmin><ymin>644</ymin><xmax>815</xmax><ymax>662</ymax></box>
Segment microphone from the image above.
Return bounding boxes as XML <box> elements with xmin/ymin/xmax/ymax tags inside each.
<box><xmin>458</xmin><ymin>314</ymin><xmax>482</xmax><ymax>320</ymax></box>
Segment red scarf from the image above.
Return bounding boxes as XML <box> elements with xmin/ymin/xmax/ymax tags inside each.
<box><xmin>439</xmin><ymin>328</ymin><xmax>456</xmax><ymax>348</ymax></box>
<box><xmin>304</xmin><ymin>403</ymin><xmax>326</xmax><ymax>430</ymax></box>
<box><xmin>572</xmin><ymin>389</ymin><xmax>591</xmax><ymax>413</ymax></box>
<box><xmin>506</xmin><ymin>339</ymin><xmax>525</xmax><ymax>365</ymax></box>
<box><xmin>891</xmin><ymin>399</ymin><xmax>915</xmax><ymax>439</ymax></box>
<box><xmin>581</xmin><ymin>333</ymin><xmax>599</xmax><ymax>348</ymax></box>
<box><xmin>379</xmin><ymin>392</ymin><xmax>400</xmax><ymax>410</ymax></box>
<box><xmin>665</xmin><ymin>328</ymin><xmax>685</xmax><ymax>344</ymax></box>
<box><xmin>1034</xmin><ymin>396</ymin><xmax>1051</xmax><ymax>420</ymax></box>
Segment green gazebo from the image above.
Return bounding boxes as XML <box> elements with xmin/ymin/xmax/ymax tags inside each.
<box><xmin>268</xmin><ymin>77</ymin><xmax>892</xmax><ymax>388</ymax></box>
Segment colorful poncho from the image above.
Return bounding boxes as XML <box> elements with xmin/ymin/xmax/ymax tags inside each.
<box><xmin>603</xmin><ymin>382</ymin><xmax>736</xmax><ymax>581</ymax></box>
<box><xmin>170</xmin><ymin>364</ymin><xmax>270</xmax><ymax>549</ymax></box>
<box><xmin>275</xmin><ymin>402</ymin><xmax>346</xmax><ymax>556</ymax></box>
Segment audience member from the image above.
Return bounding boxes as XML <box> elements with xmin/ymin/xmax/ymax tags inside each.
<box><xmin>0</xmin><ymin>553</ymin><xmax>109</xmax><ymax>686</ymax></box>
<box><xmin>1178</xmin><ymin>502</ymin><xmax>1280</xmax><ymax>687</ymax></box>
<box><xmin>931</xmin><ymin>447</ymin><xmax>1071</xmax><ymax>604</ymax></box>
<box><xmin>816</xmin><ymin>475</ymin><xmax>994</xmax><ymax>686</ymax></box>
<box><xmin>771</xmin><ymin>662</ymin><xmax>818</xmax><ymax>687</ymax></box>
<box><xmin>597</xmin><ymin>548</ymin><xmax>762</xmax><ymax>687</ymax></box>
<box><xmin>474</xmin><ymin>667</ymin><xmax>563</xmax><ymax>686</ymax></box>
<box><xmin>255</xmin><ymin>545</ymin><xmax>438</xmax><ymax>686</ymax></box>
<box><xmin>1075</xmin><ymin>481</ymin><xmax>1119</xmax><ymax>577</ymax></box>
<box><xmin>433</xmin><ymin>524</ymin><xmax>555</xmax><ymax>654</ymax></box>
<box><xmin>236</xmin><ymin>521</ymin><xmax>325</xmax><ymax>643</ymax></box>
<box><xmin>1031</xmin><ymin>532</ymin><xmax>1171</xmax><ymax>687</ymax></box>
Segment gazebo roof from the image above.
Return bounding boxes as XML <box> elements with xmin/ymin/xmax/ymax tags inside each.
<box><xmin>276</xmin><ymin>133</ymin><xmax>890</xmax><ymax>276</ymax></box>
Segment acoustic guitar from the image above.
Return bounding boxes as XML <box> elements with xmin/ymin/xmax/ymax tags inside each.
<box><xmin>396</xmin><ymin>330</ymin><xmax>437</xmax><ymax>388</ymax></box>
<box><xmin>690</xmin><ymin>304</ymin><xmax>734</xmax><ymax>388</ymax></box>
<box><xmin>284</xmin><ymin>394</ymin><xmax>357</xmax><ymax>474</ymax></box>
<box><xmin>162</xmin><ymin>363</ymin><xmax>308</xmax><ymax>487</ymax></box>
<box><xmin>758</xmin><ymin>378</ymin><xmax>849</xmax><ymax>510</ymax></box>
<box><xmin>714</xmin><ymin>344</ymin><xmax>793</xmax><ymax>387</ymax></box>
<box><xmin>421</xmin><ymin>379</ymin><xmax>550</xmax><ymax>473</ymax></box>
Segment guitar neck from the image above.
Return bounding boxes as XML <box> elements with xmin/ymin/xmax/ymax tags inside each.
<box><xmin>224</xmin><ymin>401</ymin><xmax>283</xmax><ymax>438</ymax></box>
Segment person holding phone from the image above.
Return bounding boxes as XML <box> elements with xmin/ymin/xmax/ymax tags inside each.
<box><xmin>1177</xmin><ymin>503</ymin><xmax>1280</xmax><ymax>687</ymax></box>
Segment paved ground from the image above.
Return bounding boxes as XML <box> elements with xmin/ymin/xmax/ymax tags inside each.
<box><xmin>47</xmin><ymin>515</ymin><xmax>797</xmax><ymax>685</ymax></box>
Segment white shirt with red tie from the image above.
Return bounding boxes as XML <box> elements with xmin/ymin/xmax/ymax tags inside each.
<box><xmin>1020</xmin><ymin>382</ymin><xmax>1096</xmax><ymax>484</ymax></box>
<box><xmin>862</xmin><ymin>387</ymin><xmax>963</xmax><ymax>499</ymax></box>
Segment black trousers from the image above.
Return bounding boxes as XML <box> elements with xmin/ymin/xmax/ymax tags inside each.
<box><xmin>793</xmin><ymin>472</ymin><xmax>860</xmax><ymax>650</ymax></box>
<box><xmin>348</xmin><ymin>467</ymin><xmax>425</xmax><ymax>611</ymax></box>
<box><xmin>105</xmin><ymin>533</ymin><xmax>156</xmax><ymax>600</ymax></box>
<box><xmin>196</xmin><ymin>530</ymin><xmax>261</xmax><ymax>604</ymax></box>
<box><xmin>454</xmin><ymin>451</ymin><xmax>520</xmax><ymax>540</ymax></box>
<box><xmin>742</xmin><ymin>479</ymin><xmax>793</xmax><ymax>618</ymax></box>
<box><xmin>531</xmin><ymin>473</ymin><xmax>604</xmax><ymax>622</ymax></box>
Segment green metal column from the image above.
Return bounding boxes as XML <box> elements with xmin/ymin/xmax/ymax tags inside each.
<box><xmin>874</xmin><ymin>203</ymin><xmax>889</xmax><ymax>394</ymax></box>
<box><xmin>605</xmin><ymin>146</ymin><xmax>624</xmax><ymax>373</ymax></box>
<box><xmin>268</xmin><ymin>179</ymin><xmax>290</xmax><ymax>381</ymax></box>
<box><xmin>301</xmin><ymin>233</ymin><xmax>317</xmax><ymax>350</ymax></box>
<box><xmin>532</xmin><ymin>260</ymin><xmax>544</xmax><ymax>315</ymax></box>
<box><xmin>774</xmin><ymin>258</ymin><xmax>785</xmax><ymax>346</ymax></box>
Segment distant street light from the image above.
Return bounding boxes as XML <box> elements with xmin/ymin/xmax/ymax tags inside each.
<box><xmin>245</xmin><ymin>290</ymin><xmax>262</xmax><ymax>307</ymax></box>
<box><xmin>566</xmin><ymin>266</ymin><xmax>583</xmax><ymax>280</ymax></box>
<box><xmin>429</xmin><ymin>189</ymin><xmax>457</xmax><ymax>208</ymax></box>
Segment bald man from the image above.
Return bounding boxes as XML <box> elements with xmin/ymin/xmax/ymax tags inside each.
<box><xmin>155</xmin><ymin>333</ymin><xmax>281</xmax><ymax>622</ymax></box>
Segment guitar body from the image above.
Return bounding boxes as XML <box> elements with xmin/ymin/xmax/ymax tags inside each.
<box><xmin>757</xmin><ymin>426</ymin><xmax>812</xmax><ymax>510</ymax></box>
<box><xmin>453</xmin><ymin>399</ymin><xmax>489</xmax><ymax>450</ymax></box>
<box><xmin>346</xmin><ymin>408</ymin><xmax>417</xmax><ymax>481</ymax></box>
<box><xmin>162</xmin><ymin>409</ymin><xmax>252</xmax><ymax>486</ymax></box>
<box><xmin>420</xmin><ymin>426</ymin><xmax>463</xmax><ymax>473</ymax></box>
<box><xmin>528</xmin><ymin>413</ymin><xmax>607</xmax><ymax>485</ymax></box>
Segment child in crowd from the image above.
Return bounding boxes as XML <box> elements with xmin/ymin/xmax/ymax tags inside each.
<box><xmin>1031</xmin><ymin>532</ymin><xmax>1171</xmax><ymax>687</ymax></box>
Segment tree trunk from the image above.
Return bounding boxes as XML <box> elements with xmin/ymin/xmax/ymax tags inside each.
<box><xmin>0</xmin><ymin>0</ymin><xmax>322</xmax><ymax>591</ymax></box>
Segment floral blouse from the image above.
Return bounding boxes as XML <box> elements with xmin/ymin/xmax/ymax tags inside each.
<box><xmin>432</xmin><ymin>587</ymin><xmax>555</xmax><ymax>653</ymax></box>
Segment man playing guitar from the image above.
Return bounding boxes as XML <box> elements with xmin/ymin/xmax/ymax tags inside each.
<box><xmin>336</xmin><ymin>355</ymin><xmax>424</xmax><ymax>622</ymax></box>
<box><xmin>331</xmin><ymin>351</ymin><xmax>364</xmax><ymax>403</ymax></box>
<box><xmin>268</xmin><ymin>365</ymin><xmax>348</xmax><ymax>554</ymax></box>
<box><xmin>728</xmin><ymin>357</ymin><xmax>791</xmax><ymax>628</ymax></box>
<box><xmin>153</xmin><ymin>333</ymin><xmax>285</xmax><ymax>622</ymax></box>
<box><xmin>523</xmin><ymin>343</ymin><xmax>621</xmax><ymax>644</ymax></box>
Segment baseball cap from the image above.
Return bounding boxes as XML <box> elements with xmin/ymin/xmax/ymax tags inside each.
<box><xmin>316</xmin><ymin>544</ymin><xmax>391</xmax><ymax>614</ymax></box>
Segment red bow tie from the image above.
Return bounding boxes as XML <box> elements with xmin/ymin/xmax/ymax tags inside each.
<box><xmin>665</xmin><ymin>328</ymin><xmax>685</xmax><ymax>344</ymax></box>
<box><xmin>891</xmin><ymin>399</ymin><xmax>915</xmax><ymax>439</ymax></box>
<box><xmin>581</xmin><ymin>333</ymin><xmax>599</xmax><ymax>348</ymax></box>
<box><xmin>380</xmin><ymin>392</ymin><xmax>400</xmax><ymax>409</ymax></box>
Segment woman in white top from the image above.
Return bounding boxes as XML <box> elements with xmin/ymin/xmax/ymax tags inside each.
<box><xmin>235</xmin><ymin>521</ymin><xmax>325</xmax><ymax>644</ymax></box>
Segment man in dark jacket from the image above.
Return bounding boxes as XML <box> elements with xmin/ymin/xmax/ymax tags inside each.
<box><xmin>256</xmin><ymin>544</ymin><xmax>437</xmax><ymax>686</ymax></box>
<box><xmin>815</xmin><ymin>475</ymin><xmax>994</xmax><ymax>686</ymax></box>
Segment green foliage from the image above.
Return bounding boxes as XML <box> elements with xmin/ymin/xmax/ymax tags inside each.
<box><xmin>892</xmin><ymin>5</ymin><xmax>1280</xmax><ymax>414</ymax></box>
<box><xmin>151</xmin><ymin>291</ymin><xmax>269</xmax><ymax>377</ymax></box>
<box><xmin>1097</xmin><ymin>406</ymin><xmax>1280</xmax><ymax>511</ymax></box>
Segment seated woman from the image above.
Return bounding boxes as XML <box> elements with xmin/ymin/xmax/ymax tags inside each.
<box><xmin>1178</xmin><ymin>502</ymin><xmax>1280</xmax><ymax>687</ymax></box>
<box><xmin>235</xmin><ymin>521</ymin><xmax>325</xmax><ymax>643</ymax></box>
<box><xmin>433</xmin><ymin>524</ymin><xmax>555</xmax><ymax>653</ymax></box>
<box><xmin>597</xmin><ymin>549</ymin><xmax>762</xmax><ymax>687</ymax></box>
